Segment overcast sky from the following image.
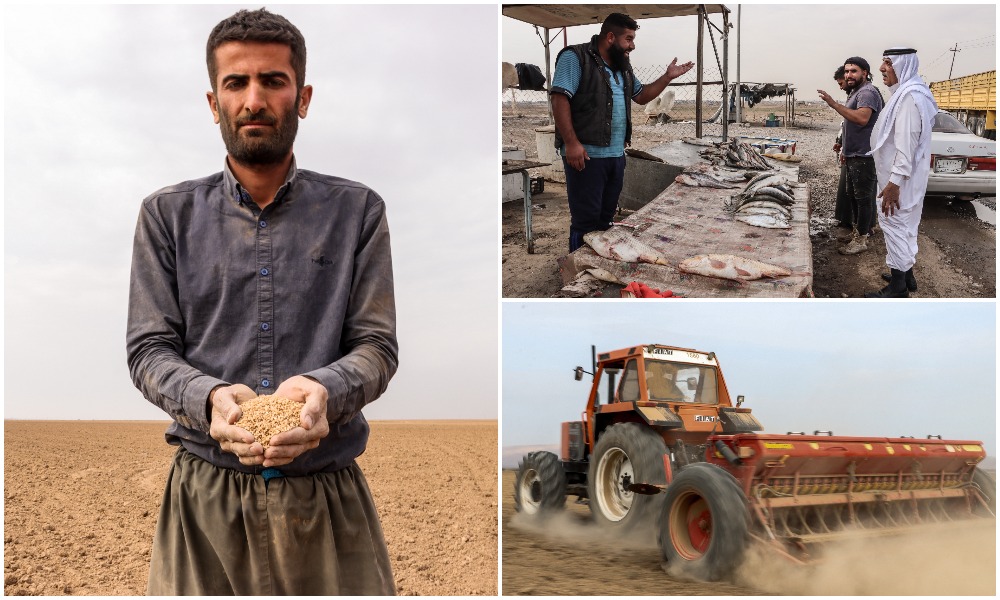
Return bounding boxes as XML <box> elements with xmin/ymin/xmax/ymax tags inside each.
<box><xmin>4</xmin><ymin>5</ymin><xmax>498</xmax><ymax>421</ymax></box>
<box><xmin>503</xmin><ymin>302</ymin><xmax>996</xmax><ymax>455</ymax></box>
<box><xmin>502</xmin><ymin>4</ymin><xmax>996</xmax><ymax>103</ymax></box>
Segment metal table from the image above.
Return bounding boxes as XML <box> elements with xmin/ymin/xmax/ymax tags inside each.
<box><xmin>502</xmin><ymin>159</ymin><xmax>549</xmax><ymax>253</ymax></box>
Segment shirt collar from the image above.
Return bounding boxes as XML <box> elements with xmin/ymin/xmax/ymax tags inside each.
<box><xmin>223</xmin><ymin>155</ymin><xmax>299</xmax><ymax>207</ymax></box>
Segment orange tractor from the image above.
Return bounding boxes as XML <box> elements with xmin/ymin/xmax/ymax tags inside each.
<box><xmin>514</xmin><ymin>343</ymin><xmax>995</xmax><ymax>581</ymax></box>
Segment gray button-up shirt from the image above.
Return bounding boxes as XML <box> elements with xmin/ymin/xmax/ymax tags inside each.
<box><xmin>126</xmin><ymin>157</ymin><xmax>397</xmax><ymax>476</ymax></box>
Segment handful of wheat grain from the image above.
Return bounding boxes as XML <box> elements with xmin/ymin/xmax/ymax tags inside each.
<box><xmin>236</xmin><ymin>395</ymin><xmax>303</xmax><ymax>448</ymax></box>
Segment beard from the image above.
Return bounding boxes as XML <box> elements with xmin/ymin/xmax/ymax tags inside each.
<box><xmin>219</xmin><ymin>97</ymin><xmax>300</xmax><ymax>167</ymax></box>
<box><xmin>607</xmin><ymin>43</ymin><xmax>631</xmax><ymax>73</ymax></box>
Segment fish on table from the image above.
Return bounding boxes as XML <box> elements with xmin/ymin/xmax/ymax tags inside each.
<box><xmin>734</xmin><ymin>213</ymin><xmax>790</xmax><ymax>229</ymax></box>
<box><xmin>678</xmin><ymin>253</ymin><xmax>791</xmax><ymax>281</ymax></box>
<box><xmin>583</xmin><ymin>228</ymin><xmax>669</xmax><ymax>266</ymax></box>
<box><xmin>674</xmin><ymin>172</ymin><xmax>743</xmax><ymax>189</ymax></box>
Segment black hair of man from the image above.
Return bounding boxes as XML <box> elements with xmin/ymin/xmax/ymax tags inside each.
<box><xmin>207</xmin><ymin>8</ymin><xmax>308</xmax><ymax>92</ymax></box>
<box><xmin>843</xmin><ymin>56</ymin><xmax>872</xmax><ymax>82</ymax></box>
<box><xmin>600</xmin><ymin>12</ymin><xmax>639</xmax><ymax>36</ymax></box>
<box><xmin>834</xmin><ymin>65</ymin><xmax>846</xmax><ymax>80</ymax></box>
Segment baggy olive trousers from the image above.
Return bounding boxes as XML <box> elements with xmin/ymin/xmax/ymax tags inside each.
<box><xmin>147</xmin><ymin>448</ymin><xmax>395</xmax><ymax>595</ymax></box>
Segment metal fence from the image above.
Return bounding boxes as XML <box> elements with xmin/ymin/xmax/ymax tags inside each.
<box><xmin>501</xmin><ymin>63</ymin><xmax>730</xmax><ymax>138</ymax></box>
<box><xmin>632</xmin><ymin>62</ymin><xmax>727</xmax><ymax>138</ymax></box>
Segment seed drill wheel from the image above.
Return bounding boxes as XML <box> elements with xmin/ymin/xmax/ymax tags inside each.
<box><xmin>514</xmin><ymin>451</ymin><xmax>567</xmax><ymax>515</ymax></box>
<box><xmin>660</xmin><ymin>463</ymin><xmax>749</xmax><ymax>582</ymax></box>
<box><xmin>588</xmin><ymin>422</ymin><xmax>667</xmax><ymax>530</ymax></box>
<box><xmin>972</xmin><ymin>468</ymin><xmax>996</xmax><ymax>514</ymax></box>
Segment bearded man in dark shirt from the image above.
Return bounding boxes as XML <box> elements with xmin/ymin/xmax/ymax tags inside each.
<box><xmin>126</xmin><ymin>8</ymin><xmax>397</xmax><ymax>594</ymax></box>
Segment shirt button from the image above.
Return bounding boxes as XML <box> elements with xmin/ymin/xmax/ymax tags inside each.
<box><xmin>262</xmin><ymin>379</ymin><xmax>270</xmax><ymax>388</ymax></box>
<box><xmin>259</xmin><ymin>220</ymin><xmax>267</xmax><ymax>228</ymax></box>
<box><xmin>261</xmin><ymin>322</ymin><xmax>269</xmax><ymax>331</ymax></box>
<box><xmin>260</xmin><ymin>268</ymin><xmax>269</xmax><ymax>276</ymax></box>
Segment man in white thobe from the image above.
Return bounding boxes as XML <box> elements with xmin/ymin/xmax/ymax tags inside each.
<box><xmin>866</xmin><ymin>47</ymin><xmax>938</xmax><ymax>297</ymax></box>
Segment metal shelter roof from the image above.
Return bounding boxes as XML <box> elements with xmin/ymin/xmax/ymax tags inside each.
<box><xmin>502</xmin><ymin>4</ymin><xmax>733</xmax><ymax>139</ymax></box>
<box><xmin>501</xmin><ymin>4</ymin><xmax>729</xmax><ymax>28</ymax></box>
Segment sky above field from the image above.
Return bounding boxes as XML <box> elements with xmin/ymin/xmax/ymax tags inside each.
<box><xmin>502</xmin><ymin>3</ymin><xmax>996</xmax><ymax>103</ymax></box>
<box><xmin>4</xmin><ymin>5</ymin><xmax>498</xmax><ymax>421</ymax></box>
<box><xmin>503</xmin><ymin>302</ymin><xmax>997</xmax><ymax>455</ymax></box>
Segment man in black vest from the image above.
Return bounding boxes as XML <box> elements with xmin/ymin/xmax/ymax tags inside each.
<box><xmin>550</xmin><ymin>13</ymin><xmax>694</xmax><ymax>251</ymax></box>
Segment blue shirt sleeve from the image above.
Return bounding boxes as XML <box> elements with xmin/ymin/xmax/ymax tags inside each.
<box><xmin>551</xmin><ymin>51</ymin><xmax>581</xmax><ymax>98</ymax></box>
<box><xmin>632</xmin><ymin>76</ymin><xmax>643</xmax><ymax>99</ymax></box>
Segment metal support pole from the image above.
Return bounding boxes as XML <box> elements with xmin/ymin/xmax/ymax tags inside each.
<box><xmin>696</xmin><ymin>8</ymin><xmax>705</xmax><ymax>138</ymax></box>
<box><xmin>735</xmin><ymin>5</ymin><xmax>742</xmax><ymax>124</ymax></box>
<box><xmin>522</xmin><ymin>171</ymin><xmax>534</xmax><ymax>254</ymax></box>
<box><xmin>722</xmin><ymin>9</ymin><xmax>730</xmax><ymax>142</ymax></box>
<box><xmin>544</xmin><ymin>27</ymin><xmax>553</xmax><ymax>124</ymax></box>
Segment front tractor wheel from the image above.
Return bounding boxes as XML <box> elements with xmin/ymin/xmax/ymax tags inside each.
<box><xmin>514</xmin><ymin>451</ymin><xmax>567</xmax><ymax>516</ymax></box>
<box><xmin>587</xmin><ymin>422</ymin><xmax>667</xmax><ymax>531</ymax></box>
<box><xmin>660</xmin><ymin>463</ymin><xmax>749</xmax><ymax>582</ymax></box>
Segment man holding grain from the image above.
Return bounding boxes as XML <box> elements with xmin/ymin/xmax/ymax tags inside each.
<box><xmin>126</xmin><ymin>8</ymin><xmax>397</xmax><ymax>594</ymax></box>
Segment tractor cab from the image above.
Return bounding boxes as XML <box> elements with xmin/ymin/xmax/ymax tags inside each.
<box><xmin>582</xmin><ymin>344</ymin><xmax>730</xmax><ymax>409</ymax></box>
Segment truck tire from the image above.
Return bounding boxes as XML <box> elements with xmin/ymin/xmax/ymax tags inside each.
<box><xmin>514</xmin><ymin>451</ymin><xmax>567</xmax><ymax>516</ymax></box>
<box><xmin>972</xmin><ymin>468</ymin><xmax>996</xmax><ymax>514</ymax></box>
<box><xmin>588</xmin><ymin>422</ymin><xmax>667</xmax><ymax>531</ymax></box>
<box><xmin>660</xmin><ymin>462</ymin><xmax>749</xmax><ymax>581</ymax></box>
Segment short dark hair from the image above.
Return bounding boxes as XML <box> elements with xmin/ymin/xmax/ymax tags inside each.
<box><xmin>600</xmin><ymin>12</ymin><xmax>639</xmax><ymax>36</ymax></box>
<box><xmin>206</xmin><ymin>8</ymin><xmax>307</xmax><ymax>91</ymax></box>
<box><xmin>834</xmin><ymin>65</ymin><xmax>846</xmax><ymax>80</ymax></box>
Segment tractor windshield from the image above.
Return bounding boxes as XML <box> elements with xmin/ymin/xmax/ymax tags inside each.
<box><xmin>643</xmin><ymin>359</ymin><xmax>719</xmax><ymax>404</ymax></box>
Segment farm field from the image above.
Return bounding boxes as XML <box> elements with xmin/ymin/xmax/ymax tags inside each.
<box><xmin>501</xmin><ymin>469</ymin><xmax>995</xmax><ymax>595</ymax></box>
<box><xmin>4</xmin><ymin>420</ymin><xmax>498</xmax><ymax>596</ymax></box>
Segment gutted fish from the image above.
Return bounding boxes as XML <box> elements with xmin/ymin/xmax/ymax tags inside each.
<box><xmin>678</xmin><ymin>254</ymin><xmax>792</xmax><ymax>281</ymax></box>
<box><xmin>734</xmin><ymin>213</ymin><xmax>790</xmax><ymax>229</ymax></box>
<box><xmin>736</xmin><ymin>202</ymin><xmax>792</xmax><ymax>219</ymax></box>
<box><xmin>584</xmin><ymin>228</ymin><xmax>669</xmax><ymax>266</ymax></box>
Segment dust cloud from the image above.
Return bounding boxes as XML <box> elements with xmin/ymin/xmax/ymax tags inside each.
<box><xmin>734</xmin><ymin>522</ymin><xmax>996</xmax><ymax>595</ymax></box>
<box><xmin>508</xmin><ymin>501</ymin><xmax>994</xmax><ymax>595</ymax></box>
<box><xmin>509</xmin><ymin>508</ymin><xmax>660</xmax><ymax>551</ymax></box>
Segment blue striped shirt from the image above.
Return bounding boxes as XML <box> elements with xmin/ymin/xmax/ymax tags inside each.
<box><xmin>551</xmin><ymin>51</ymin><xmax>643</xmax><ymax>158</ymax></box>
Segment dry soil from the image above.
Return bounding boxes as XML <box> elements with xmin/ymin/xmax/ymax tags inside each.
<box><xmin>3</xmin><ymin>420</ymin><xmax>497</xmax><ymax>596</ymax></box>
<box><xmin>501</xmin><ymin>470</ymin><xmax>995</xmax><ymax>595</ymax></box>
<box><xmin>502</xmin><ymin>102</ymin><xmax>996</xmax><ymax>298</ymax></box>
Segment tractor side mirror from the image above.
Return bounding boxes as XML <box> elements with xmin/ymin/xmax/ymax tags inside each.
<box><xmin>736</xmin><ymin>395</ymin><xmax>744</xmax><ymax>407</ymax></box>
<box><xmin>574</xmin><ymin>366</ymin><xmax>584</xmax><ymax>381</ymax></box>
<box><xmin>686</xmin><ymin>377</ymin><xmax>698</xmax><ymax>390</ymax></box>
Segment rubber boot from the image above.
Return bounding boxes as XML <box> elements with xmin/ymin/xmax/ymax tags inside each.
<box><xmin>881</xmin><ymin>268</ymin><xmax>917</xmax><ymax>292</ymax></box>
<box><xmin>866</xmin><ymin>268</ymin><xmax>909</xmax><ymax>298</ymax></box>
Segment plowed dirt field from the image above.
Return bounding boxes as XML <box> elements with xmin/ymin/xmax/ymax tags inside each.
<box><xmin>501</xmin><ymin>470</ymin><xmax>995</xmax><ymax>595</ymax></box>
<box><xmin>4</xmin><ymin>420</ymin><xmax>497</xmax><ymax>596</ymax></box>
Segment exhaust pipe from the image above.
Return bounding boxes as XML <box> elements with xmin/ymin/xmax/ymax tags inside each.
<box><xmin>715</xmin><ymin>440</ymin><xmax>741</xmax><ymax>466</ymax></box>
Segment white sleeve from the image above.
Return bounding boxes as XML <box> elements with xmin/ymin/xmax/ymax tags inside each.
<box><xmin>889</xmin><ymin>96</ymin><xmax>921</xmax><ymax>186</ymax></box>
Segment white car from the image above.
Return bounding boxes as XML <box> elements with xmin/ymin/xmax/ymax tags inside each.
<box><xmin>926</xmin><ymin>111</ymin><xmax>996</xmax><ymax>199</ymax></box>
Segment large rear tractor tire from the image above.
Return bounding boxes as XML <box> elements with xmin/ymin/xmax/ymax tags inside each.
<box><xmin>588</xmin><ymin>422</ymin><xmax>667</xmax><ymax>531</ymax></box>
<box><xmin>660</xmin><ymin>463</ymin><xmax>749</xmax><ymax>582</ymax></box>
<box><xmin>514</xmin><ymin>451</ymin><xmax>567</xmax><ymax>516</ymax></box>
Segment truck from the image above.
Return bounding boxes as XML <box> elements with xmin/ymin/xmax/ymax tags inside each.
<box><xmin>514</xmin><ymin>343</ymin><xmax>995</xmax><ymax>581</ymax></box>
<box><xmin>930</xmin><ymin>70</ymin><xmax>996</xmax><ymax>140</ymax></box>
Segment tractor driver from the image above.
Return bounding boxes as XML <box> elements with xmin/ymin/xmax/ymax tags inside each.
<box><xmin>645</xmin><ymin>362</ymin><xmax>687</xmax><ymax>401</ymax></box>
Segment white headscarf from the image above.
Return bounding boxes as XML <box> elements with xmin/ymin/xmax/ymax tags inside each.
<box><xmin>869</xmin><ymin>48</ymin><xmax>938</xmax><ymax>157</ymax></box>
